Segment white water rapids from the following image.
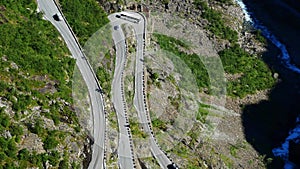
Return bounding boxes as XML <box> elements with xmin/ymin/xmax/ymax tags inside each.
<box><xmin>234</xmin><ymin>0</ymin><xmax>300</xmax><ymax>168</ymax></box>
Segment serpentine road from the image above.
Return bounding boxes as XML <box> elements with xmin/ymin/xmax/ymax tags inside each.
<box><xmin>37</xmin><ymin>1</ymin><xmax>106</xmax><ymax>169</ymax></box>
<box><xmin>109</xmin><ymin>12</ymin><xmax>175</xmax><ymax>169</ymax></box>
<box><xmin>37</xmin><ymin>0</ymin><xmax>174</xmax><ymax>167</ymax></box>
<box><xmin>109</xmin><ymin>14</ymin><xmax>136</xmax><ymax>169</ymax></box>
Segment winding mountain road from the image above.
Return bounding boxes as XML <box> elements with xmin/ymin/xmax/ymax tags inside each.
<box><xmin>37</xmin><ymin>1</ymin><xmax>175</xmax><ymax>167</ymax></box>
<box><xmin>37</xmin><ymin>1</ymin><xmax>106</xmax><ymax>169</ymax></box>
<box><xmin>109</xmin><ymin>14</ymin><xmax>136</xmax><ymax>169</ymax></box>
<box><xmin>109</xmin><ymin>11</ymin><xmax>176</xmax><ymax>169</ymax></box>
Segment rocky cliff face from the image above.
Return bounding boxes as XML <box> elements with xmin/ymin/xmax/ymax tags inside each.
<box><xmin>99</xmin><ymin>0</ymin><xmax>266</xmax><ymax>54</ymax></box>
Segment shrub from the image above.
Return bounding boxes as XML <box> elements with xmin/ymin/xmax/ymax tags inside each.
<box><xmin>5</xmin><ymin>139</ymin><xmax>17</xmax><ymax>158</ymax></box>
<box><xmin>96</xmin><ymin>67</ymin><xmax>112</xmax><ymax>96</ymax></box>
<box><xmin>29</xmin><ymin>119</ymin><xmax>44</xmax><ymax>136</ymax></box>
<box><xmin>48</xmin><ymin>151</ymin><xmax>60</xmax><ymax>166</ymax></box>
<box><xmin>219</xmin><ymin>44</ymin><xmax>275</xmax><ymax>97</ymax></box>
<box><xmin>18</xmin><ymin>149</ymin><xmax>30</xmax><ymax>161</ymax></box>
<box><xmin>152</xmin><ymin>118</ymin><xmax>167</xmax><ymax>131</ymax></box>
<box><xmin>43</xmin><ymin>135</ymin><xmax>59</xmax><ymax>150</ymax></box>
<box><xmin>0</xmin><ymin>114</ymin><xmax>10</xmax><ymax>128</ymax></box>
<box><xmin>194</xmin><ymin>0</ymin><xmax>238</xmax><ymax>42</ymax></box>
<box><xmin>10</xmin><ymin>124</ymin><xmax>24</xmax><ymax>138</ymax></box>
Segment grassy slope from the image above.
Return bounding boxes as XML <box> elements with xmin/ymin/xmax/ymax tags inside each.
<box><xmin>153</xmin><ymin>33</ymin><xmax>275</xmax><ymax>98</ymax></box>
<box><xmin>59</xmin><ymin>0</ymin><xmax>109</xmax><ymax>44</ymax></box>
<box><xmin>0</xmin><ymin>0</ymin><xmax>83</xmax><ymax>168</ymax></box>
<box><xmin>59</xmin><ymin>0</ymin><xmax>113</xmax><ymax>97</ymax></box>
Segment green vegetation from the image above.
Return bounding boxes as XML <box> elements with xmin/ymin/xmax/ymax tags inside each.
<box><xmin>192</xmin><ymin>0</ymin><xmax>274</xmax><ymax>96</ymax></box>
<box><xmin>187</xmin><ymin>124</ymin><xmax>201</xmax><ymax>147</ymax></box>
<box><xmin>220</xmin><ymin>154</ymin><xmax>234</xmax><ymax>168</ymax></box>
<box><xmin>199</xmin><ymin>102</ymin><xmax>211</xmax><ymax>108</ymax></box>
<box><xmin>124</xmin><ymin>75</ymin><xmax>134</xmax><ymax>103</ymax></box>
<box><xmin>91</xmin><ymin>49</ymin><xmax>115</xmax><ymax>98</ymax></box>
<box><xmin>0</xmin><ymin>111</ymin><xmax>67</xmax><ymax>167</ymax></box>
<box><xmin>129</xmin><ymin>119</ymin><xmax>148</xmax><ymax>138</ymax></box>
<box><xmin>108</xmin><ymin>111</ymin><xmax>118</xmax><ymax>130</ymax></box>
<box><xmin>60</xmin><ymin>0</ymin><xmax>109</xmax><ymax>43</ymax></box>
<box><xmin>150</xmin><ymin>72</ymin><xmax>159</xmax><ymax>81</ymax></box>
<box><xmin>43</xmin><ymin>134</ymin><xmax>59</xmax><ymax>150</ymax></box>
<box><xmin>0</xmin><ymin>12</ymin><xmax>73</xmax><ymax>83</ymax></box>
<box><xmin>96</xmin><ymin>66</ymin><xmax>112</xmax><ymax>96</ymax></box>
<box><xmin>28</xmin><ymin>120</ymin><xmax>66</xmax><ymax>150</ymax></box>
<box><xmin>168</xmin><ymin>95</ymin><xmax>181</xmax><ymax>110</ymax></box>
<box><xmin>166</xmin><ymin>74</ymin><xmax>177</xmax><ymax>86</ymax></box>
<box><xmin>148</xmin><ymin>71</ymin><xmax>162</xmax><ymax>88</ymax></box>
<box><xmin>196</xmin><ymin>105</ymin><xmax>210</xmax><ymax>123</ymax></box>
<box><xmin>219</xmin><ymin>44</ymin><xmax>275</xmax><ymax>97</ymax></box>
<box><xmin>229</xmin><ymin>145</ymin><xmax>238</xmax><ymax>157</ymax></box>
<box><xmin>153</xmin><ymin>33</ymin><xmax>210</xmax><ymax>91</ymax></box>
<box><xmin>0</xmin><ymin>111</ymin><xmax>10</xmax><ymax>130</ymax></box>
<box><xmin>28</xmin><ymin>119</ymin><xmax>44</xmax><ymax>136</ymax></box>
<box><xmin>9</xmin><ymin>124</ymin><xmax>24</xmax><ymax>142</ymax></box>
<box><xmin>170</xmin><ymin>141</ymin><xmax>190</xmax><ymax>158</ymax></box>
<box><xmin>168</xmin><ymin>142</ymin><xmax>202</xmax><ymax>168</ymax></box>
<box><xmin>194</xmin><ymin>0</ymin><xmax>238</xmax><ymax>42</ymax></box>
<box><xmin>59</xmin><ymin>159</ymin><xmax>69</xmax><ymax>169</ymax></box>
<box><xmin>107</xmin><ymin>153</ymin><xmax>118</xmax><ymax>166</ymax></box>
<box><xmin>161</xmin><ymin>0</ymin><xmax>170</xmax><ymax>5</ymax></box>
<box><xmin>128</xmin><ymin>45</ymin><xmax>136</xmax><ymax>53</ymax></box>
<box><xmin>214</xmin><ymin>0</ymin><xmax>233</xmax><ymax>5</ymax></box>
<box><xmin>0</xmin><ymin>0</ymin><xmax>85</xmax><ymax>167</ymax></box>
<box><xmin>229</xmin><ymin>140</ymin><xmax>248</xmax><ymax>158</ymax></box>
<box><xmin>154</xmin><ymin>33</ymin><xmax>275</xmax><ymax>98</ymax></box>
<box><xmin>152</xmin><ymin>118</ymin><xmax>167</xmax><ymax>131</ymax></box>
<box><xmin>47</xmin><ymin>151</ymin><xmax>61</xmax><ymax>166</ymax></box>
<box><xmin>254</xmin><ymin>30</ymin><xmax>267</xmax><ymax>44</ymax></box>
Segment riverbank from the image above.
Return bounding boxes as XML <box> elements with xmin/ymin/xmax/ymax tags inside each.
<box><xmin>240</xmin><ymin>0</ymin><xmax>300</xmax><ymax>168</ymax></box>
<box><xmin>243</xmin><ymin>0</ymin><xmax>300</xmax><ymax>65</ymax></box>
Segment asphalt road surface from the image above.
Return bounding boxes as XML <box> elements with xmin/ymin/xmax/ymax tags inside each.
<box><xmin>129</xmin><ymin>12</ymin><xmax>174</xmax><ymax>169</ymax></box>
<box><xmin>109</xmin><ymin>11</ymin><xmax>175</xmax><ymax>169</ymax></box>
<box><xmin>37</xmin><ymin>1</ymin><xmax>106</xmax><ymax>169</ymax></box>
<box><xmin>109</xmin><ymin>14</ymin><xmax>136</xmax><ymax>169</ymax></box>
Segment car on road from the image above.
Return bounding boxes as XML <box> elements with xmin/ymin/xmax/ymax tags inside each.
<box><xmin>114</xmin><ymin>25</ymin><xmax>119</xmax><ymax>30</ymax></box>
<box><xmin>95</xmin><ymin>88</ymin><xmax>103</xmax><ymax>93</ymax></box>
<box><xmin>53</xmin><ymin>13</ymin><xmax>63</xmax><ymax>21</ymax></box>
<box><xmin>167</xmin><ymin>163</ymin><xmax>179</xmax><ymax>169</ymax></box>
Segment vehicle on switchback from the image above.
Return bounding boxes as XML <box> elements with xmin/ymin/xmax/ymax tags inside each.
<box><xmin>167</xmin><ymin>163</ymin><xmax>179</xmax><ymax>169</ymax></box>
<box><xmin>53</xmin><ymin>13</ymin><xmax>63</xmax><ymax>21</ymax></box>
<box><xmin>114</xmin><ymin>25</ymin><xmax>119</xmax><ymax>30</ymax></box>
